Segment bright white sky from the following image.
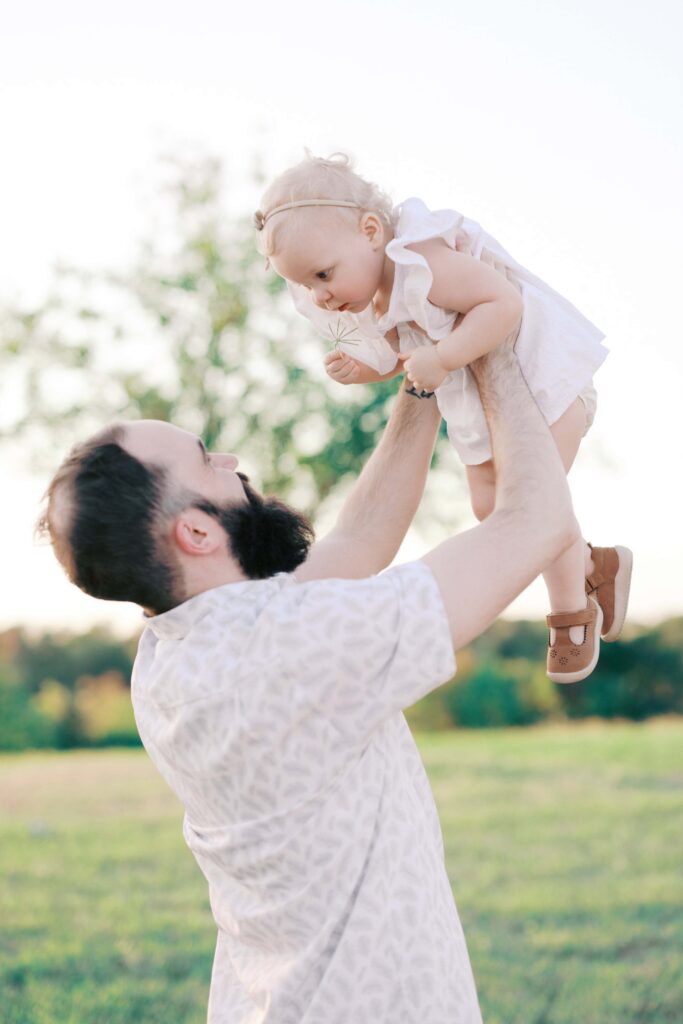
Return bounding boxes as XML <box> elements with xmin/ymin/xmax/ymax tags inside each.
<box><xmin>1</xmin><ymin>0</ymin><xmax>682</xmax><ymax>635</ymax></box>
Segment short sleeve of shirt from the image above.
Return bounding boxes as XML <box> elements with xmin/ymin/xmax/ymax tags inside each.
<box><xmin>254</xmin><ymin>560</ymin><xmax>456</xmax><ymax>742</ymax></box>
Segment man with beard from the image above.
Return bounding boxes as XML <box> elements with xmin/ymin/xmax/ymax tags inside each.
<box><xmin>40</xmin><ymin>342</ymin><xmax>577</xmax><ymax>1024</ymax></box>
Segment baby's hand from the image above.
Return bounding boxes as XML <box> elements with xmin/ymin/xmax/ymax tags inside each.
<box><xmin>324</xmin><ymin>350</ymin><xmax>365</xmax><ymax>385</ymax></box>
<box><xmin>398</xmin><ymin>346</ymin><xmax>449</xmax><ymax>393</ymax></box>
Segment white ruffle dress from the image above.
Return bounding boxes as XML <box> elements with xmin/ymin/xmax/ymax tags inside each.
<box><xmin>289</xmin><ymin>197</ymin><xmax>608</xmax><ymax>465</ymax></box>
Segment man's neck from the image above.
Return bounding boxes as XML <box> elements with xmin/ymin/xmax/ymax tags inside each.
<box><xmin>180</xmin><ymin>557</ymin><xmax>249</xmax><ymax>602</ymax></box>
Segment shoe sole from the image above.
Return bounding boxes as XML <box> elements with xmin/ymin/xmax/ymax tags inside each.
<box><xmin>547</xmin><ymin>599</ymin><xmax>603</xmax><ymax>684</ymax></box>
<box><xmin>602</xmin><ymin>545</ymin><xmax>633</xmax><ymax>642</ymax></box>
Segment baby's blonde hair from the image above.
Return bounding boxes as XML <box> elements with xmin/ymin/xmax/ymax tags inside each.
<box><xmin>255</xmin><ymin>152</ymin><xmax>394</xmax><ymax>258</ymax></box>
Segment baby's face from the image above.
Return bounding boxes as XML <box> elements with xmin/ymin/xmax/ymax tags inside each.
<box><xmin>270</xmin><ymin>211</ymin><xmax>386</xmax><ymax>314</ymax></box>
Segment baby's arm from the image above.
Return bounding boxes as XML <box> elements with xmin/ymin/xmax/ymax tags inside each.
<box><xmin>425</xmin><ymin>241</ymin><xmax>523</xmax><ymax>368</ymax></box>
<box><xmin>325</xmin><ymin>350</ymin><xmax>403</xmax><ymax>386</ymax></box>
<box><xmin>401</xmin><ymin>240</ymin><xmax>523</xmax><ymax>393</ymax></box>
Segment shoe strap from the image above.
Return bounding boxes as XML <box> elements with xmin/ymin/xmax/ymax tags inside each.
<box><xmin>546</xmin><ymin>607</ymin><xmax>594</xmax><ymax>629</ymax></box>
<box><xmin>585</xmin><ymin>542</ymin><xmax>603</xmax><ymax>591</ymax></box>
<box><xmin>585</xmin><ymin>546</ymin><xmax>618</xmax><ymax>593</ymax></box>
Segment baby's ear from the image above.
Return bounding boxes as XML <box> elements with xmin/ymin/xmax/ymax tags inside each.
<box><xmin>360</xmin><ymin>212</ymin><xmax>384</xmax><ymax>247</ymax></box>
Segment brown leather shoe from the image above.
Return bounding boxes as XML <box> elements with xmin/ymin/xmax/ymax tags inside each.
<box><xmin>546</xmin><ymin>597</ymin><xmax>603</xmax><ymax>683</ymax></box>
<box><xmin>585</xmin><ymin>545</ymin><xmax>633</xmax><ymax>642</ymax></box>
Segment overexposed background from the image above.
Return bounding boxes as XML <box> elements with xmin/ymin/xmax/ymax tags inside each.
<box><xmin>1</xmin><ymin>0</ymin><xmax>681</xmax><ymax>635</ymax></box>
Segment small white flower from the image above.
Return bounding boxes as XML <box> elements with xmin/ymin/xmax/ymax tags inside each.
<box><xmin>328</xmin><ymin>319</ymin><xmax>360</xmax><ymax>351</ymax></box>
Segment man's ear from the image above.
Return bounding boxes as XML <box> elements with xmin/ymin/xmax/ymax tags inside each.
<box><xmin>172</xmin><ymin>508</ymin><xmax>225</xmax><ymax>556</ymax></box>
<box><xmin>360</xmin><ymin>212</ymin><xmax>385</xmax><ymax>249</ymax></box>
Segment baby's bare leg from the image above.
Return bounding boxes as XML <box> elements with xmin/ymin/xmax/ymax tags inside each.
<box><xmin>543</xmin><ymin>398</ymin><xmax>593</xmax><ymax>642</ymax></box>
<box><xmin>465</xmin><ymin>459</ymin><xmax>496</xmax><ymax>523</ymax></box>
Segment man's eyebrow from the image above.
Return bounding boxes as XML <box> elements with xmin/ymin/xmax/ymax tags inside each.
<box><xmin>197</xmin><ymin>439</ymin><xmax>209</xmax><ymax>464</ymax></box>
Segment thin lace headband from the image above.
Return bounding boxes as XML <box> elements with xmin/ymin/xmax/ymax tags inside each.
<box><xmin>253</xmin><ymin>200</ymin><xmax>362</xmax><ymax>231</ymax></box>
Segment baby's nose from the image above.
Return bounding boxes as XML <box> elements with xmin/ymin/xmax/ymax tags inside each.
<box><xmin>211</xmin><ymin>453</ymin><xmax>239</xmax><ymax>470</ymax></box>
<box><xmin>313</xmin><ymin>288</ymin><xmax>332</xmax><ymax>309</ymax></box>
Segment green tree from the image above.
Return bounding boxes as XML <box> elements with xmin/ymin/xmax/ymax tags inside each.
<box><xmin>9</xmin><ymin>626</ymin><xmax>136</xmax><ymax>697</ymax></box>
<box><xmin>0</xmin><ymin>670</ymin><xmax>58</xmax><ymax>750</ymax></box>
<box><xmin>444</xmin><ymin>657</ymin><xmax>560</xmax><ymax>728</ymax></box>
<box><xmin>1</xmin><ymin>155</ymin><xmax>454</xmax><ymax>519</ymax></box>
<box><xmin>560</xmin><ymin>619</ymin><xmax>683</xmax><ymax>721</ymax></box>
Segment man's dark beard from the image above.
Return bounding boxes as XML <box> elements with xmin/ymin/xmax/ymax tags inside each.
<box><xmin>195</xmin><ymin>475</ymin><xmax>314</xmax><ymax>579</ymax></box>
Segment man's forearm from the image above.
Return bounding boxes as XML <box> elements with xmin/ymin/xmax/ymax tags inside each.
<box><xmin>471</xmin><ymin>341</ymin><xmax>576</xmax><ymax>551</ymax></box>
<box><xmin>335</xmin><ymin>385</ymin><xmax>441</xmax><ymax>571</ymax></box>
<box><xmin>422</xmin><ymin>341</ymin><xmax>579</xmax><ymax>651</ymax></box>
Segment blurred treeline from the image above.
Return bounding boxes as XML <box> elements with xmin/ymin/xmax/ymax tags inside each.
<box><xmin>0</xmin><ymin>627</ymin><xmax>138</xmax><ymax>750</ymax></box>
<box><xmin>1</xmin><ymin>616</ymin><xmax>681</xmax><ymax>751</ymax></box>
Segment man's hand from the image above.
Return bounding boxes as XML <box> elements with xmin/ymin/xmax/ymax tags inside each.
<box><xmin>398</xmin><ymin>347</ymin><xmax>449</xmax><ymax>393</ymax></box>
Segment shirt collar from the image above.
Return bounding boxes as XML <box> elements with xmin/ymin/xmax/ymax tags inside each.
<box><xmin>142</xmin><ymin>575</ymin><xmax>293</xmax><ymax>641</ymax></box>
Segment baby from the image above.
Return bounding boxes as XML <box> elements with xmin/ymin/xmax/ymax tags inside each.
<box><xmin>254</xmin><ymin>153</ymin><xmax>632</xmax><ymax>683</ymax></box>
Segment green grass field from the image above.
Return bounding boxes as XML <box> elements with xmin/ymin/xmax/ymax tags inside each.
<box><xmin>2</xmin><ymin>721</ymin><xmax>682</xmax><ymax>1024</ymax></box>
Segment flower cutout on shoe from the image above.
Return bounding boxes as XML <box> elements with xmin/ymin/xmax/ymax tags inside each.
<box><xmin>546</xmin><ymin>597</ymin><xmax>602</xmax><ymax>684</ymax></box>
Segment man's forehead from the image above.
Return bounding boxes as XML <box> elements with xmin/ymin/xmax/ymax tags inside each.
<box><xmin>49</xmin><ymin>480</ymin><xmax>75</xmax><ymax>534</ymax></box>
<box><xmin>122</xmin><ymin>420</ymin><xmax>198</xmax><ymax>462</ymax></box>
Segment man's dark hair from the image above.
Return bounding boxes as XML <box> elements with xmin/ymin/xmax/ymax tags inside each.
<box><xmin>38</xmin><ymin>426</ymin><xmax>183</xmax><ymax>614</ymax></box>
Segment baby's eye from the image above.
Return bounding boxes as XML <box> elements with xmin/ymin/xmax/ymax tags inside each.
<box><xmin>316</xmin><ymin>270</ymin><xmax>330</xmax><ymax>280</ymax></box>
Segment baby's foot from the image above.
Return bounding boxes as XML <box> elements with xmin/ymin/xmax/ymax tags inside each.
<box><xmin>546</xmin><ymin>597</ymin><xmax>602</xmax><ymax>683</ymax></box>
<box><xmin>585</xmin><ymin>545</ymin><xmax>633</xmax><ymax>642</ymax></box>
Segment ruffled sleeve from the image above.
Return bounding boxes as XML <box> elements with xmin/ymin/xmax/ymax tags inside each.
<box><xmin>385</xmin><ymin>198</ymin><xmax>468</xmax><ymax>340</ymax></box>
<box><xmin>287</xmin><ymin>283</ymin><xmax>399</xmax><ymax>375</ymax></box>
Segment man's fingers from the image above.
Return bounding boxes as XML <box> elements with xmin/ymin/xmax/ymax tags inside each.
<box><xmin>401</xmin><ymin>358</ymin><xmax>418</xmax><ymax>387</ymax></box>
<box><xmin>397</xmin><ymin>352</ymin><xmax>414</xmax><ymax>382</ymax></box>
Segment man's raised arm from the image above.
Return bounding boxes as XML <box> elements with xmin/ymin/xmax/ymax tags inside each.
<box><xmin>422</xmin><ymin>342</ymin><xmax>580</xmax><ymax>651</ymax></box>
<box><xmin>296</xmin><ymin>383</ymin><xmax>442</xmax><ymax>582</ymax></box>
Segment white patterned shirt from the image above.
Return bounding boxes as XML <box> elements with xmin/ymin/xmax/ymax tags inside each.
<box><xmin>132</xmin><ymin>560</ymin><xmax>482</xmax><ymax>1023</ymax></box>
